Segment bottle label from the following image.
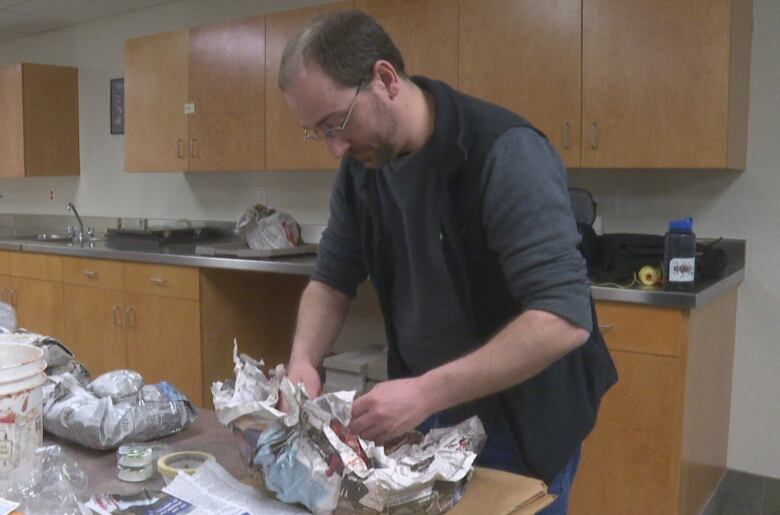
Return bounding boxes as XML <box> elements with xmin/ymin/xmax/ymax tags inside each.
<box><xmin>668</xmin><ymin>257</ymin><xmax>695</xmax><ymax>282</ymax></box>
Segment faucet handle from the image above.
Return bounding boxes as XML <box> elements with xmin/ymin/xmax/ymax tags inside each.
<box><xmin>67</xmin><ymin>225</ymin><xmax>75</xmax><ymax>238</ymax></box>
<box><xmin>87</xmin><ymin>226</ymin><xmax>96</xmax><ymax>239</ymax></box>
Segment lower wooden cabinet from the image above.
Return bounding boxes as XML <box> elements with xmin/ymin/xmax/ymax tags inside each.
<box><xmin>570</xmin><ymin>289</ymin><xmax>739</xmax><ymax>515</ymax></box>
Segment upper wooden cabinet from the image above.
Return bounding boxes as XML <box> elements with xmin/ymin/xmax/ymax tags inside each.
<box><xmin>125</xmin><ymin>16</ymin><xmax>265</xmax><ymax>172</ymax></box>
<box><xmin>0</xmin><ymin>63</ymin><xmax>79</xmax><ymax>177</ymax></box>
<box><xmin>265</xmin><ymin>2</ymin><xmax>351</xmax><ymax>171</ymax></box>
<box><xmin>356</xmin><ymin>0</ymin><xmax>458</xmax><ymax>86</ymax></box>
<box><xmin>460</xmin><ymin>0</ymin><xmax>582</xmax><ymax>168</ymax></box>
<box><xmin>582</xmin><ymin>0</ymin><xmax>752</xmax><ymax>169</ymax></box>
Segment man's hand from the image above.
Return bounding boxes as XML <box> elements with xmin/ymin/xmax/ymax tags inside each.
<box><xmin>349</xmin><ymin>377</ymin><xmax>431</xmax><ymax>443</ymax></box>
<box><xmin>280</xmin><ymin>360</ymin><xmax>322</xmax><ymax>412</ymax></box>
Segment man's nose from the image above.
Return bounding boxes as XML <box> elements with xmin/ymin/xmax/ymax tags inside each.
<box><xmin>326</xmin><ymin>135</ymin><xmax>351</xmax><ymax>158</ymax></box>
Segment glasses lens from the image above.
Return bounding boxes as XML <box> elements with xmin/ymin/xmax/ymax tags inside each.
<box><xmin>304</xmin><ymin>128</ymin><xmax>323</xmax><ymax>141</ymax></box>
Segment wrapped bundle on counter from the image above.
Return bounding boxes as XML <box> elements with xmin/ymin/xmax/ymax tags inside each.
<box><xmin>212</xmin><ymin>342</ymin><xmax>486</xmax><ymax>515</ymax></box>
<box><xmin>43</xmin><ymin>369</ymin><xmax>197</xmax><ymax>450</ymax></box>
<box><xmin>235</xmin><ymin>203</ymin><xmax>302</xmax><ymax>250</ymax></box>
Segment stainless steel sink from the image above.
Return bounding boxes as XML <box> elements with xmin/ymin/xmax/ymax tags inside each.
<box><xmin>34</xmin><ymin>232</ymin><xmax>73</xmax><ymax>242</ymax></box>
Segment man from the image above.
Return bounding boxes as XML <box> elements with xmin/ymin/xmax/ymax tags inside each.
<box><xmin>278</xmin><ymin>10</ymin><xmax>617</xmax><ymax>514</ymax></box>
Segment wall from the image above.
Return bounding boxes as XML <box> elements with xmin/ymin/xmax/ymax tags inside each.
<box><xmin>0</xmin><ymin>0</ymin><xmax>777</xmax><ymax>478</ymax></box>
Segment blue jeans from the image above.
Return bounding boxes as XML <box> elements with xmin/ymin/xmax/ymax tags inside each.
<box><xmin>419</xmin><ymin>412</ymin><xmax>581</xmax><ymax>514</ymax></box>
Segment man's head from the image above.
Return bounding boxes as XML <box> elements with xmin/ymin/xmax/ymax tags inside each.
<box><xmin>279</xmin><ymin>10</ymin><xmax>412</xmax><ymax>169</ymax></box>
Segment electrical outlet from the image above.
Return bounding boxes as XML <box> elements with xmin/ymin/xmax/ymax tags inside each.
<box><xmin>256</xmin><ymin>186</ymin><xmax>267</xmax><ymax>205</ymax></box>
<box><xmin>48</xmin><ymin>188</ymin><xmax>55</xmax><ymax>202</ymax></box>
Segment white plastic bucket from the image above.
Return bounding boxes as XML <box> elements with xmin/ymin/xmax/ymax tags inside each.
<box><xmin>0</xmin><ymin>343</ymin><xmax>45</xmax><ymax>478</ymax></box>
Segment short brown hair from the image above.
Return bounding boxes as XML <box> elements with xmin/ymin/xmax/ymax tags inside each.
<box><xmin>278</xmin><ymin>9</ymin><xmax>406</xmax><ymax>90</ymax></box>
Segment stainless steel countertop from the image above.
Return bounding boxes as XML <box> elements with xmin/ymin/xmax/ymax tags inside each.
<box><xmin>0</xmin><ymin>236</ymin><xmax>745</xmax><ymax>310</ymax></box>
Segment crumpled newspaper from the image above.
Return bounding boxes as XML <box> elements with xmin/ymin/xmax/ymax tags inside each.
<box><xmin>235</xmin><ymin>203</ymin><xmax>302</xmax><ymax>250</ymax></box>
<box><xmin>43</xmin><ymin>370</ymin><xmax>197</xmax><ymax>450</ymax></box>
<box><xmin>212</xmin><ymin>342</ymin><xmax>486</xmax><ymax>514</ymax></box>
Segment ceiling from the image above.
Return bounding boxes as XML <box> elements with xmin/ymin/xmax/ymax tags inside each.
<box><xmin>0</xmin><ymin>0</ymin><xmax>181</xmax><ymax>44</ymax></box>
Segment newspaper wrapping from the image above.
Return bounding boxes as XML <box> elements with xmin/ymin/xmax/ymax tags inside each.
<box><xmin>234</xmin><ymin>203</ymin><xmax>302</xmax><ymax>250</ymax></box>
<box><xmin>212</xmin><ymin>342</ymin><xmax>486</xmax><ymax>515</ymax></box>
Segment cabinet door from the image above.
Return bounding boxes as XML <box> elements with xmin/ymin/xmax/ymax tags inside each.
<box><xmin>460</xmin><ymin>0</ymin><xmax>582</xmax><ymax>167</ymax></box>
<box><xmin>569</xmin><ymin>350</ymin><xmax>684</xmax><ymax>515</ymax></box>
<box><xmin>265</xmin><ymin>2</ymin><xmax>352</xmax><ymax>170</ymax></box>
<box><xmin>582</xmin><ymin>0</ymin><xmax>734</xmax><ymax>168</ymax></box>
<box><xmin>356</xmin><ymin>0</ymin><xmax>458</xmax><ymax>86</ymax></box>
<box><xmin>63</xmin><ymin>285</ymin><xmax>126</xmax><ymax>377</ymax></box>
<box><xmin>11</xmin><ymin>277</ymin><xmax>64</xmax><ymax>337</ymax></box>
<box><xmin>125</xmin><ymin>293</ymin><xmax>202</xmax><ymax>406</ymax></box>
<box><xmin>0</xmin><ymin>64</ymin><xmax>25</xmax><ymax>178</ymax></box>
<box><xmin>188</xmin><ymin>15</ymin><xmax>266</xmax><ymax>171</ymax></box>
<box><xmin>125</xmin><ymin>29</ymin><xmax>189</xmax><ymax>172</ymax></box>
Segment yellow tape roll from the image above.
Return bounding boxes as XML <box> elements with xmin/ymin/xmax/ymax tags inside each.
<box><xmin>157</xmin><ymin>451</ymin><xmax>215</xmax><ymax>484</ymax></box>
<box><xmin>638</xmin><ymin>265</ymin><xmax>662</xmax><ymax>286</ymax></box>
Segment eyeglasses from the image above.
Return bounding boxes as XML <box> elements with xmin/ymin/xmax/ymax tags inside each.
<box><xmin>303</xmin><ymin>81</ymin><xmax>364</xmax><ymax>141</ymax></box>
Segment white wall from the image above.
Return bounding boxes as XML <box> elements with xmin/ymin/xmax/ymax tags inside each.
<box><xmin>1</xmin><ymin>0</ymin><xmax>778</xmax><ymax>478</ymax></box>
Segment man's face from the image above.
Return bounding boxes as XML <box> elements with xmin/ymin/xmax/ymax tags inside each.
<box><xmin>283</xmin><ymin>65</ymin><xmax>398</xmax><ymax>169</ymax></box>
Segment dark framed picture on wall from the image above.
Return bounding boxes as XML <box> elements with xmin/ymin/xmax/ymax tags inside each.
<box><xmin>110</xmin><ymin>78</ymin><xmax>124</xmax><ymax>135</ymax></box>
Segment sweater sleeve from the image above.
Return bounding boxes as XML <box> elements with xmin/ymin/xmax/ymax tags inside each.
<box><xmin>480</xmin><ymin>127</ymin><xmax>592</xmax><ymax>331</ymax></box>
<box><xmin>311</xmin><ymin>164</ymin><xmax>368</xmax><ymax>297</ymax></box>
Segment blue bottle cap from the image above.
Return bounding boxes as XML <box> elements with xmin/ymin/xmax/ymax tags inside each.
<box><xmin>668</xmin><ymin>217</ymin><xmax>693</xmax><ymax>231</ymax></box>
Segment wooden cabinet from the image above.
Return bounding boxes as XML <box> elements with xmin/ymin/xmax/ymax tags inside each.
<box><xmin>356</xmin><ymin>0</ymin><xmax>458</xmax><ymax>86</ymax></box>
<box><xmin>581</xmin><ymin>0</ymin><xmax>752</xmax><ymax>169</ymax></box>
<box><xmin>0</xmin><ymin>63</ymin><xmax>79</xmax><ymax>177</ymax></box>
<box><xmin>7</xmin><ymin>252</ymin><xmax>64</xmax><ymax>337</ymax></box>
<box><xmin>459</xmin><ymin>0</ymin><xmax>582</xmax><ymax>168</ymax></box>
<box><xmin>61</xmin><ymin>257</ymin><xmax>203</xmax><ymax>406</ymax></box>
<box><xmin>125</xmin><ymin>16</ymin><xmax>265</xmax><ymax>172</ymax></box>
<box><xmin>570</xmin><ymin>289</ymin><xmax>739</xmax><ymax>515</ymax></box>
<box><xmin>265</xmin><ymin>2</ymin><xmax>352</xmax><ymax>171</ymax></box>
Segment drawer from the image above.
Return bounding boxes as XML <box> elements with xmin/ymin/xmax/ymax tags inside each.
<box><xmin>0</xmin><ymin>251</ymin><xmax>11</xmax><ymax>276</ymax></box>
<box><xmin>10</xmin><ymin>252</ymin><xmax>62</xmax><ymax>281</ymax></box>
<box><xmin>124</xmin><ymin>263</ymin><xmax>199</xmax><ymax>300</ymax></box>
<box><xmin>595</xmin><ymin>301</ymin><xmax>687</xmax><ymax>357</ymax></box>
<box><xmin>62</xmin><ymin>257</ymin><xmax>124</xmax><ymax>290</ymax></box>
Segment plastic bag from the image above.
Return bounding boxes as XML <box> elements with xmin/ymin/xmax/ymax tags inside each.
<box><xmin>235</xmin><ymin>203</ymin><xmax>302</xmax><ymax>250</ymax></box>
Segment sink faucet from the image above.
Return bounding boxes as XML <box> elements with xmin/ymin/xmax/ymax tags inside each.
<box><xmin>66</xmin><ymin>202</ymin><xmax>84</xmax><ymax>242</ymax></box>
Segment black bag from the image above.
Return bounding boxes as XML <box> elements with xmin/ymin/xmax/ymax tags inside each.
<box><xmin>588</xmin><ymin>233</ymin><xmax>728</xmax><ymax>284</ymax></box>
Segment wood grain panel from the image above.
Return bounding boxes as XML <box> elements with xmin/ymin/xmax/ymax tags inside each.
<box><xmin>200</xmin><ymin>269</ymin><xmax>307</xmax><ymax>408</ymax></box>
<box><xmin>0</xmin><ymin>275</ymin><xmax>13</xmax><ymax>308</ymax></box>
<box><xmin>356</xmin><ymin>0</ymin><xmax>458</xmax><ymax>86</ymax></box>
<box><xmin>569</xmin><ymin>350</ymin><xmax>685</xmax><ymax>515</ymax></box>
<box><xmin>126</xmin><ymin>293</ymin><xmax>202</xmax><ymax>406</ymax></box>
<box><xmin>0</xmin><ymin>251</ymin><xmax>11</xmax><ymax>276</ymax></box>
<box><xmin>582</xmin><ymin>0</ymin><xmax>733</xmax><ymax>168</ymax></box>
<box><xmin>459</xmin><ymin>0</ymin><xmax>582</xmax><ymax>167</ymax></box>
<box><xmin>125</xmin><ymin>29</ymin><xmax>189</xmax><ymax>172</ymax></box>
<box><xmin>22</xmin><ymin>64</ymin><xmax>80</xmax><ymax>176</ymax></box>
<box><xmin>63</xmin><ymin>285</ymin><xmax>126</xmax><ymax>378</ymax></box>
<box><xmin>265</xmin><ymin>2</ymin><xmax>351</xmax><ymax>170</ymax></box>
<box><xmin>678</xmin><ymin>288</ymin><xmax>738</xmax><ymax>515</ymax></box>
<box><xmin>188</xmin><ymin>15</ymin><xmax>266</xmax><ymax>171</ymax></box>
<box><xmin>596</xmin><ymin>300</ymin><xmax>687</xmax><ymax>357</ymax></box>
<box><xmin>10</xmin><ymin>252</ymin><xmax>62</xmax><ymax>282</ymax></box>
<box><xmin>62</xmin><ymin>256</ymin><xmax>124</xmax><ymax>290</ymax></box>
<box><xmin>11</xmin><ymin>277</ymin><xmax>64</xmax><ymax>337</ymax></box>
<box><xmin>0</xmin><ymin>64</ymin><xmax>25</xmax><ymax>178</ymax></box>
<box><xmin>124</xmin><ymin>262</ymin><xmax>199</xmax><ymax>300</ymax></box>
<box><xmin>726</xmin><ymin>0</ymin><xmax>753</xmax><ymax>170</ymax></box>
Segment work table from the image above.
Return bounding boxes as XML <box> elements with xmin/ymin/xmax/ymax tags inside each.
<box><xmin>0</xmin><ymin>234</ymin><xmax>746</xmax><ymax>309</ymax></box>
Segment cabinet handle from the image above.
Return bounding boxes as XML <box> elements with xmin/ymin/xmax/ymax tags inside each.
<box><xmin>189</xmin><ymin>139</ymin><xmax>198</xmax><ymax>158</ymax></box>
<box><xmin>590</xmin><ymin>122</ymin><xmax>599</xmax><ymax>150</ymax></box>
<box><xmin>149</xmin><ymin>277</ymin><xmax>168</xmax><ymax>286</ymax></box>
<box><xmin>563</xmin><ymin>122</ymin><xmax>570</xmax><ymax>149</ymax></box>
<box><xmin>177</xmin><ymin>139</ymin><xmax>185</xmax><ymax>159</ymax></box>
<box><xmin>82</xmin><ymin>270</ymin><xmax>99</xmax><ymax>279</ymax></box>
<box><xmin>126</xmin><ymin>306</ymin><xmax>136</xmax><ymax>328</ymax></box>
<box><xmin>598</xmin><ymin>323</ymin><xmax>613</xmax><ymax>333</ymax></box>
<box><xmin>112</xmin><ymin>305</ymin><xmax>123</xmax><ymax>326</ymax></box>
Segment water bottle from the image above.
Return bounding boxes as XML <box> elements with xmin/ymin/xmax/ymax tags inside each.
<box><xmin>663</xmin><ymin>217</ymin><xmax>696</xmax><ymax>291</ymax></box>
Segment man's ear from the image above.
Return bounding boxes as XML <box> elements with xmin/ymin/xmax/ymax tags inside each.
<box><xmin>372</xmin><ymin>60</ymin><xmax>401</xmax><ymax>100</ymax></box>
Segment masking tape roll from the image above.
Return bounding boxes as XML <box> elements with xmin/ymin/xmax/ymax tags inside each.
<box><xmin>157</xmin><ymin>451</ymin><xmax>215</xmax><ymax>483</ymax></box>
<box><xmin>638</xmin><ymin>265</ymin><xmax>662</xmax><ymax>286</ymax></box>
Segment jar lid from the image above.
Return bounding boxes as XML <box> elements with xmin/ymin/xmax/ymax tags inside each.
<box><xmin>117</xmin><ymin>443</ymin><xmax>153</xmax><ymax>467</ymax></box>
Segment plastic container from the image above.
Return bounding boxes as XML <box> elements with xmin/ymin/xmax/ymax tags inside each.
<box><xmin>0</xmin><ymin>342</ymin><xmax>46</xmax><ymax>479</ymax></box>
<box><xmin>663</xmin><ymin>217</ymin><xmax>696</xmax><ymax>291</ymax></box>
<box><xmin>117</xmin><ymin>443</ymin><xmax>154</xmax><ymax>482</ymax></box>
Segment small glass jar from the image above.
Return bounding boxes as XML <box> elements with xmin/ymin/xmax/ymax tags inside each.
<box><xmin>117</xmin><ymin>443</ymin><xmax>153</xmax><ymax>482</ymax></box>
